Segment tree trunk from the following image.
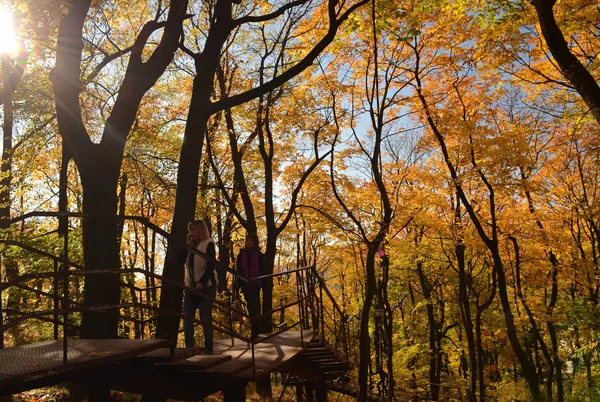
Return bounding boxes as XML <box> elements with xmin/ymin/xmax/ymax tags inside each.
<box><xmin>156</xmin><ymin>108</ymin><xmax>207</xmax><ymax>338</ymax></box>
<box><xmin>532</xmin><ymin>0</ymin><xmax>600</xmax><ymax>125</ymax></box>
<box><xmin>58</xmin><ymin>147</ymin><xmax>71</xmax><ymax>237</ymax></box>
<box><xmin>475</xmin><ymin>310</ymin><xmax>486</xmax><ymax>402</ymax></box>
<box><xmin>157</xmin><ymin>0</ymin><xmax>233</xmax><ymax>340</ymax></box>
<box><xmin>0</xmin><ymin>52</ymin><xmax>25</xmax><ymax>346</ymax></box>
<box><xmin>415</xmin><ymin>81</ymin><xmax>542</xmax><ymax>399</ymax></box>
<box><xmin>474</xmin><ymin>267</ymin><xmax>496</xmax><ymax>402</ymax></box>
<box><xmin>357</xmin><ymin>248</ymin><xmax>377</xmax><ymax>401</ymax></box>
<box><xmin>457</xmin><ymin>241</ymin><xmax>477</xmax><ymax>402</ymax></box>
<box><xmin>52</xmin><ymin>0</ymin><xmax>188</xmax><ymax>340</ymax></box>
<box><xmin>416</xmin><ymin>260</ymin><xmax>441</xmax><ymax>401</ymax></box>
<box><xmin>490</xmin><ymin>250</ymin><xmax>541</xmax><ymax>399</ymax></box>
<box><xmin>80</xmin><ymin>167</ymin><xmax>122</xmax><ymax>338</ymax></box>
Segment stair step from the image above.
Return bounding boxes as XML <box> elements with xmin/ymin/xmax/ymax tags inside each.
<box><xmin>310</xmin><ymin>357</ymin><xmax>343</xmax><ymax>363</ymax></box>
<box><xmin>305</xmin><ymin>352</ymin><xmax>335</xmax><ymax>358</ymax></box>
<box><xmin>305</xmin><ymin>353</ymin><xmax>341</xmax><ymax>360</ymax></box>
<box><xmin>317</xmin><ymin>363</ymin><xmax>350</xmax><ymax>371</ymax></box>
<box><xmin>304</xmin><ymin>347</ymin><xmax>336</xmax><ymax>354</ymax></box>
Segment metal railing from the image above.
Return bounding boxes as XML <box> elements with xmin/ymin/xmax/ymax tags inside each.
<box><xmin>0</xmin><ymin>212</ymin><xmax>354</xmax><ymax>381</ymax></box>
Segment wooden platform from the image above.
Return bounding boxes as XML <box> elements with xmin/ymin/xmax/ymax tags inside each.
<box><xmin>152</xmin><ymin>329</ymin><xmax>316</xmax><ymax>379</ymax></box>
<box><xmin>67</xmin><ymin>330</ymin><xmax>315</xmax><ymax>400</ymax></box>
<box><xmin>0</xmin><ymin>330</ymin><xmax>316</xmax><ymax>400</ymax></box>
<box><xmin>0</xmin><ymin>338</ymin><xmax>171</xmax><ymax>396</ymax></box>
<box><xmin>211</xmin><ymin>329</ymin><xmax>315</xmax><ymax>378</ymax></box>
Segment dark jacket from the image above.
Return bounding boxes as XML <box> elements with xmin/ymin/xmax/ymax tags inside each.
<box><xmin>235</xmin><ymin>247</ymin><xmax>265</xmax><ymax>289</ymax></box>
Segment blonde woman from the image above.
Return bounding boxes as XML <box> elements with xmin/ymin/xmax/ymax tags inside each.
<box><xmin>177</xmin><ymin>219</ymin><xmax>218</xmax><ymax>353</ymax></box>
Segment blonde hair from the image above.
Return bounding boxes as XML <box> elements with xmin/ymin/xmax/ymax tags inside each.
<box><xmin>189</xmin><ymin>219</ymin><xmax>210</xmax><ymax>241</ymax></box>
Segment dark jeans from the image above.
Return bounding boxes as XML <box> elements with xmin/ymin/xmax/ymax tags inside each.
<box><xmin>183</xmin><ymin>285</ymin><xmax>216</xmax><ymax>353</ymax></box>
<box><xmin>242</xmin><ymin>283</ymin><xmax>262</xmax><ymax>338</ymax></box>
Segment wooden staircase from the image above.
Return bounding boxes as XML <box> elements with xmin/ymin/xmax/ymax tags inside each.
<box><xmin>285</xmin><ymin>334</ymin><xmax>350</xmax><ymax>387</ymax></box>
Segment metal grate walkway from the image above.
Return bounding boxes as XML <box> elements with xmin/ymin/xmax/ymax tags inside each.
<box><xmin>0</xmin><ymin>338</ymin><xmax>171</xmax><ymax>395</ymax></box>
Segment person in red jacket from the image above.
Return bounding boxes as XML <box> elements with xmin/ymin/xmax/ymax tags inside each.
<box><xmin>235</xmin><ymin>232</ymin><xmax>264</xmax><ymax>339</ymax></box>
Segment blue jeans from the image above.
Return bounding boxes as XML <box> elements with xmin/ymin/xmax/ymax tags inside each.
<box><xmin>183</xmin><ymin>285</ymin><xmax>216</xmax><ymax>353</ymax></box>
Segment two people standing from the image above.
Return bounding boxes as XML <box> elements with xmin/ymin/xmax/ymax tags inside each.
<box><xmin>179</xmin><ymin>221</ymin><xmax>266</xmax><ymax>349</ymax></box>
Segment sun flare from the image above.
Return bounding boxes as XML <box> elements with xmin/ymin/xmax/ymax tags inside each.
<box><xmin>0</xmin><ymin>6</ymin><xmax>17</xmax><ymax>55</ymax></box>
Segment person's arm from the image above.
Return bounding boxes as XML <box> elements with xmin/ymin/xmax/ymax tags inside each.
<box><xmin>198</xmin><ymin>242</ymin><xmax>216</xmax><ymax>287</ymax></box>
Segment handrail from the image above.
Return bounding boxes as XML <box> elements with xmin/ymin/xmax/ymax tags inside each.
<box><xmin>3</xmin><ymin>211</ymin><xmax>170</xmax><ymax>239</ymax></box>
<box><xmin>0</xmin><ymin>212</ymin><xmax>353</xmax><ymax>383</ymax></box>
<box><xmin>309</xmin><ymin>266</ymin><xmax>353</xmax><ymax>370</ymax></box>
<box><xmin>315</xmin><ymin>271</ymin><xmax>346</xmax><ymax>321</ymax></box>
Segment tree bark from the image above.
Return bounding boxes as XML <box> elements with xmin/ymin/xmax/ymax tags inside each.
<box><xmin>416</xmin><ymin>260</ymin><xmax>441</xmax><ymax>401</ymax></box>
<box><xmin>457</xmin><ymin>239</ymin><xmax>477</xmax><ymax>402</ymax></box>
<box><xmin>0</xmin><ymin>52</ymin><xmax>25</xmax><ymax>229</ymax></box>
<box><xmin>357</xmin><ymin>247</ymin><xmax>377</xmax><ymax>402</ymax></box>
<box><xmin>531</xmin><ymin>0</ymin><xmax>600</xmax><ymax>125</ymax></box>
<box><xmin>156</xmin><ymin>0</ymin><xmax>233</xmax><ymax>340</ymax></box>
<box><xmin>0</xmin><ymin>48</ymin><xmax>26</xmax><ymax>347</ymax></box>
<box><xmin>53</xmin><ymin>0</ymin><xmax>188</xmax><ymax>338</ymax></box>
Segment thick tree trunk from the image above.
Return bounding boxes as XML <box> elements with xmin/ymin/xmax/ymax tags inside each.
<box><xmin>157</xmin><ymin>0</ymin><xmax>233</xmax><ymax>340</ymax></box>
<box><xmin>0</xmin><ymin>53</ymin><xmax>25</xmax><ymax>346</ymax></box>
<box><xmin>58</xmin><ymin>147</ymin><xmax>71</xmax><ymax>237</ymax></box>
<box><xmin>80</xmin><ymin>167</ymin><xmax>122</xmax><ymax>338</ymax></box>
<box><xmin>416</xmin><ymin>261</ymin><xmax>441</xmax><ymax>401</ymax></box>
<box><xmin>457</xmin><ymin>241</ymin><xmax>477</xmax><ymax>402</ymax></box>
<box><xmin>52</xmin><ymin>0</ymin><xmax>188</xmax><ymax>340</ymax></box>
<box><xmin>156</xmin><ymin>108</ymin><xmax>207</xmax><ymax>339</ymax></box>
<box><xmin>357</xmin><ymin>248</ymin><xmax>377</xmax><ymax>401</ymax></box>
<box><xmin>492</xmin><ymin>251</ymin><xmax>541</xmax><ymax>399</ymax></box>
<box><xmin>532</xmin><ymin>0</ymin><xmax>600</xmax><ymax>125</ymax></box>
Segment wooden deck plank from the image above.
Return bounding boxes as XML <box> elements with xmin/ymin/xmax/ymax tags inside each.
<box><xmin>157</xmin><ymin>354</ymin><xmax>231</xmax><ymax>370</ymax></box>
<box><xmin>135</xmin><ymin>347</ymin><xmax>203</xmax><ymax>363</ymax></box>
<box><xmin>211</xmin><ymin>330</ymin><xmax>316</xmax><ymax>379</ymax></box>
<box><xmin>0</xmin><ymin>330</ymin><xmax>317</xmax><ymax>397</ymax></box>
<box><xmin>202</xmin><ymin>359</ymin><xmax>254</xmax><ymax>375</ymax></box>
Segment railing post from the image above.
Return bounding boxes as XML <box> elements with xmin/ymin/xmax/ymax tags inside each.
<box><xmin>251</xmin><ymin>340</ymin><xmax>256</xmax><ymax>379</ymax></box>
<box><xmin>139</xmin><ymin>288</ymin><xmax>145</xmax><ymax>339</ymax></box>
<box><xmin>53</xmin><ymin>260</ymin><xmax>59</xmax><ymax>340</ymax></box>
<box><xmin>317</xmin><ymin>267</ymin><xmax>324</xmax><ymax>337</ymax></box>
<box><xmin>0</xmin><ymin>254</ymin><xmax>3</xmax><ymax>349</ymax></box>
<box><xmin>227</xmin><ymin>290</ymin><xmax>234</xmax><ymax>339</ymax></box>
<box><xmin>62</xmin><ymin>215</ymin><xmax>69</xmax><ymax>365</ymax></box>
<box><xmin>296</xmin><ymin>270</ymin><xmax>305</xmax><ymax>343</ymax></box>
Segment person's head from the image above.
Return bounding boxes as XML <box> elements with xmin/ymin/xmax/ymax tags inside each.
<box><xmin>188</xmin><ymin>219</ymin><xmax>210</xmax><ymax>242</ymax></box>
<box><xmin>245</xmin><ymin>232</ymin><xmax>259</xmax><ymax>249</ymax></box>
